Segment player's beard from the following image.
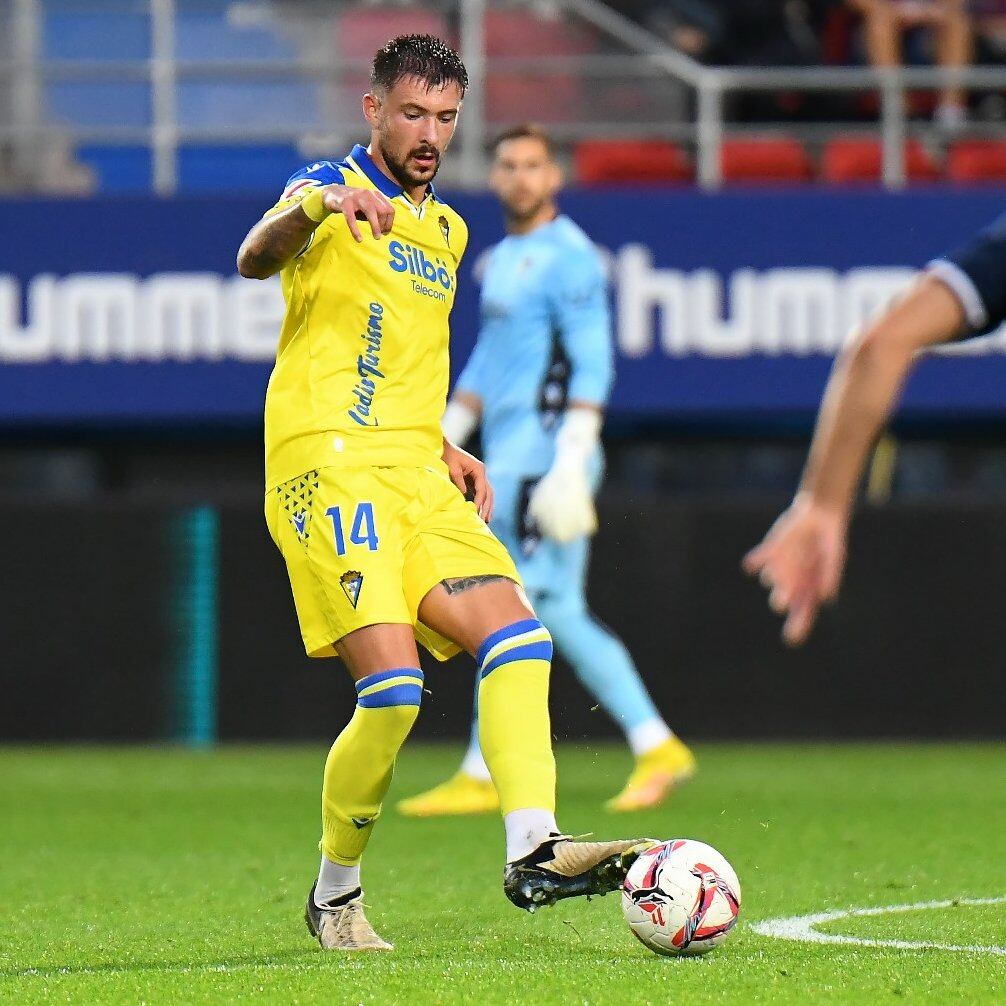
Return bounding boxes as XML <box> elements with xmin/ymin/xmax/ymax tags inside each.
<box><xmin>503</xmin><ymin>192</ymin><xmax>550</xmax><ymax>228</ymax></box>
<box><xmin>380</xmin><ymin>138</ymin><xmax>441</xmax><ymax>190</ymax></box>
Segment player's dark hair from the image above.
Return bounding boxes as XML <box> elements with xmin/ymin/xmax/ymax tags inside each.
<box><xmin>371</xmin><ymin>34</ymin><xmax>468</xmax><ymax>95</ymax></box>
<box><xmin>492</xmin><ymin>124</ymin><xmax>556</xmax><ymax>159</ymax></box>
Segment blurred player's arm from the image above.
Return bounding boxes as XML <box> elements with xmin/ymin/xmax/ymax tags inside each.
<box><xmin>443</xmin><ymin>335</ymin><xmax>491</xmax><ymax>446</ymax></box>
<box><xmin>529</xmin><ymin>244</ymin><xmax>614</xmax><ymax>544</ymax></box>
<box><xmin>237</xmin><ymin>171</ymin><xmax>395</xmax><ymax>280</ymax></box>
<box><xmin>743</xmin><ymin>273</ymin><xmax>970</xmax><ymax>646</ymax></box>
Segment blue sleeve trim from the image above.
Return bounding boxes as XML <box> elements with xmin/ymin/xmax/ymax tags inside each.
<box><xmin>935</xmin><ymin>214</ymin><xmax>1006</xmax><ymax>334</ymax></box>
<box><xmin>927</xmin><ymin>259</ymin><xmax>988</xmax><ymax>330</ymax></box>
<box><xmin>282</xmin><ymin>160</ymin><xmax>345</xmax><ymax>195</ymax></box>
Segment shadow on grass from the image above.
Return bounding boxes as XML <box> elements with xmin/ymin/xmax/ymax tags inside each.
<box><xmin>2</xmin><ymin>947</ymin><xmax>321</xmax><ymax>980</ymax></box>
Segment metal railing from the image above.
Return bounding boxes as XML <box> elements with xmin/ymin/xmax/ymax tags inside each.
<box><xmin>4</xmin><ymin>0</ymin><xmax>1006</xmax><ymax>193</ymax></box>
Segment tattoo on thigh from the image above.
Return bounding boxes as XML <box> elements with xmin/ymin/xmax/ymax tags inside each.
<box><xmin>441</xmin><ymin>574</ymin><xmax>508</xmax><ymax>596</ymax></box>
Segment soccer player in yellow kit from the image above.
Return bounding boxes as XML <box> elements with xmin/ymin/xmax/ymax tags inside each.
<box><xmin>237</xmin><ymin>35</ymin><xmax>653</xmax><ymax>951</ymax></box>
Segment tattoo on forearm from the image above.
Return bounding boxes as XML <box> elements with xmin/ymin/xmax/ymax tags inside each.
<box><xmin>441</xmin><ymin>574</ymin><xmax>508</xmax><ymax>595</ymax></box>
<box><xmin>239</xmin><ymin>204</ymin><xmax>317</xmax><ymax>277</ymax></box>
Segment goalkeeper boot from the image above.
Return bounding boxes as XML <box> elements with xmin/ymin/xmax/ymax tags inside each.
<box><xmin>396</xmin><ymin>771</ymin><xmax>499</xmax><ymax>817</ymax></box>
<box><xmin>305</xmin><ymin>883</ymin><xmax>392</xmax><ymax>951</ymax></box>
<box><xmin>503</xmin><ymin>835</ymin><xmax>659</xmax><ymax>912</ymax></box>
<box><xmin>605</xmin><ymin>737</ymin><xmax>697</xmax><ymax>813</ymax></box>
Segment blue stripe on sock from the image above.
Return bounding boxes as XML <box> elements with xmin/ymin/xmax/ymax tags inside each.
<box><xmin>357</xmin><ymin>682</ymin><xmax>424</xmax><ymax>709</ymax></box>
<box><xmin>475</xmin><ymin>618</ymin><xmax>544</xmax><ymax>667</ymax></box>
<box><xmin>480</xmin><ymin>639</ymin><xmax>554</xmax><ymax>680</ymax></box>
<box><xmin>355</xmin><ymin>667</ymin><xmax>424</xmax><ymax>694</ymax></box>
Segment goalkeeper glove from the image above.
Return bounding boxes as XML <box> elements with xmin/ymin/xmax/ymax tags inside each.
<box><xmin>528</xmin><ymin>408</ymin><xmax>601</xmax><ymax>544</ymax></box>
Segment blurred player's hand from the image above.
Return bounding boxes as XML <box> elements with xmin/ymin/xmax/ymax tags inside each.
<box><xmin>443</xmin><ymin>439</ymin><xmax>493</xmax><ymax>522</ymax></box>
<box><xmin>321</xmin><ymin>185</ymin><xmax>396</xmax><ymax>242</ymax></box>
<box><xmin>528</xmin><ymin>467</ymin><xmax>597</xmax><ymax>544</ymax></box>
<box><xmin>742</xmin><ymin>494</ymin><xmax>848</xmax><ymax>647</ymax></box>
<box><xmin>529</xmin><ymin>407</ymin><xmax>602</xmax><ymax>544</ymax></box>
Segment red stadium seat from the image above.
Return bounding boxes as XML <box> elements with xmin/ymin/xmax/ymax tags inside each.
<box><xmin>484</xmin><ymin>9</ymin><xmax>594</xmax><ymax>58</ymax></box>
<box><xmin>574</xmin><ymin>140</ymin><xmax>693</xmax><ymax>185</ymax></box>
<box><xmin>720</xmin><ymin>138</ymin><xmax>813</xmax><ymax>184</ymax></box>
<box><xmin>484</xmin><ymin>10</ymin><xmax>595</xmax><ymax>124</ymax></box>
<box><xmin>335</xmin><ymin>9</ymin><xmax>451</xmax><ymax>114</ymax></box>
<box><xmin>822</xmin><ymin>138</ymin><xmax>941</xmax><ymax>184</ymax></box>
<box><xmin>336</xmin><ymin>9</ymin><xmax>450</xmax><ymax>58</ymax></box>
<box><xmin>947</xmin><ymin>141</ymin><xmax>1006</xmax><ymax>183</ymax></box>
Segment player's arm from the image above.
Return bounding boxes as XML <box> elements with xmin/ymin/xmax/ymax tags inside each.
<box><xmin>442</xmin><ymin>391</ymin><xmax>483</xmax><ymax>444</ymax></box>
<box><xmin>529</xmin><ymin>245</ymin><xmax>613</xmax><ymax>544</ymax></box>
<box><xmin>743</xmin><ymin>273</ymin><xmax>968</xmax><ymax>646</ymax></box>
<box><xmin>236</xmin><ymin>177</ymin><xmax>395</xmax><ymax>280</ymax></box>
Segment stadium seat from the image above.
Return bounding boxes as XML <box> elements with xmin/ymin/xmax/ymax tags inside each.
<box><xmin>822</xmin><ymin>138</ymin><xmax>941</xmax><ymax>184</ymax></box>
<box><xmin>946</xmin><ymin>141</ymin><xmax>1006</xmax><ymax>183</ymax></box>
<box><xmin>720</xmin><ymin>138</ymin><xmax>813</xmax><ymax>184</ymax></box>
<box><xmin>574</xmin><ymin>140</ymin><xmax>692</xmax><ymax>185</ymax></box>
<box><xmin>336</xmin><ymin>8</ymin><xmax>451</xmax><ymax>120</ymax></box>
<box><xmin>484</xmin><ymin>10</ymin><xmax>595</xmax><ymax>124</ymax></box>
<box><xmin>336</xmin><ymin>8</ymin><xmax>450</xmax><ymax>59</ymax></box>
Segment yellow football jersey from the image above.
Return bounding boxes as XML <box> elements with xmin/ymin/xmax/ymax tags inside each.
<box><xmin>262</xmin><ymin>144</ymin><xmax>469</xmax><ymax>489</ymax></box>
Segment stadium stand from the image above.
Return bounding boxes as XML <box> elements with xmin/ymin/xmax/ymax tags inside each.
<box><xmin>574</xmin><ymin>139</ymin><xmax>693</xmax><ymax>184</ymax></box>
<box><xmin>720</xmin><ymin>137</ymin><xmax>814</xmax><ymax>184</ymax></box>
<box><xmin>946</xmin><ymin>139</ymin><xmax>1006</xmax><ymax>182</ymax></box>
<box><xmin>483</xmin><ymin>9</ymin><xmax>595</xmax><ymax>125</ymax></box>
<box><xmin>47</xmin><ymin>0</ymin><xmax>309</xmax><ymax>191</ymax></box>
<box><xmin>821</xmin><ymin>137</ymin><xmax>941</xmax><ymax>184</ymax></box>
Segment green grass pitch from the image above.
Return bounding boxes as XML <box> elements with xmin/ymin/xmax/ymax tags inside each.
<box><xmin>3</xmin><ymin>743</ymin><xmax>1004</xmax><ymax>1005</ymax></box>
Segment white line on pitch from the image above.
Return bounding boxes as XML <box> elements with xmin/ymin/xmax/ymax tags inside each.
<box><xmin>751</xmin><ymin>895</ymin><xmax>1006</xmax><ymax>955</ymax></box>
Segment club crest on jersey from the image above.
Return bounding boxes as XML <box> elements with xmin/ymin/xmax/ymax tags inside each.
<box><xmin>438</xmin><ymin>214</ymin><xmax>450</xmax><ymax>247</ymax></box>
<box><xmin>341</xmin><ymin>571</ymin><xmax>364</xmax><ymax>608</ymax></box>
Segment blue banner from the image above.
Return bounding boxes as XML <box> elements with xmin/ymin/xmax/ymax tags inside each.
<box><xmin>3</xmin><ymin>190</ymin><xmax>1005</xmax><ymax>426</ymax></box>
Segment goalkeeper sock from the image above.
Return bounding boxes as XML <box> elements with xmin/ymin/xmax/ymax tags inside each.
<box><xmin>538</xmin><ymin>593</ymin><xmax>670</xmax><ymax>753</ymax></box>
<box><xmin>320</xmin><ymin>668</ymin><xmax>423</xmax><ymax>866</ymax></box>
<box><xmin>476</xmin><ymin>619</ymin><xmax>557</xmax><ymax>819</ymax></box>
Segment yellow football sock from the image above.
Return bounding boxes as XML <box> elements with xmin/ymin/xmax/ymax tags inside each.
<box><xmin>321</xmin><ymin>668</ymin><xmax>423</xmax><ymax>865</ymax></box>
<box><xmin>476</xmin><ymin>619</ymin><xmax>556</xmax><ymax>815</ymax></box>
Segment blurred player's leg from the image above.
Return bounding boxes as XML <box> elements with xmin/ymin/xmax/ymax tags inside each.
<box><xmin>402</xmin><ymin>526</ymin><xmax>694</xmax><ymax>816</ymax></box>
<box><xmin>396</xmin><ymin>679</ymin><xmax>499</xmax><ymax>818</ymax></box>
<box><xmin>535</xmin><ymin>572</ymin><xmax>696</xmax><ymax>813</ymax></box>
<box><xmin>308</xmin><ymin>623</ymin><xmax>421</xmax><ymax>951</ymax></box>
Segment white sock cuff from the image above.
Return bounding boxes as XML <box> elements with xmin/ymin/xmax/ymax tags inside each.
<box><xmin>627</xmin><ymin>718</ymin><xmax>674</xmax><ymax>757</ymax></box>
<box><xmin>315</xmin><ymin>856</ymin><xmax>361</xmax><ymax>906</ymax></box>
<box><xmin>504</xmin><ymin>808</ymin><xmax>559</xmax><ymax>862</ymax></box>
<box><xmin>460</xmin><ymin>743</ymin><xmax>492</xmax><ymax>781</ymax></box>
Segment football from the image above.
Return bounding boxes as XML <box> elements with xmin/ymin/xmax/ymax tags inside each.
<box><xmin>622</xmin><ymin>839</ymin><xmax>741</xmax><ymax>956</ymax></box>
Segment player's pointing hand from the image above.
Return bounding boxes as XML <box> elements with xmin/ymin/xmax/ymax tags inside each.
<box><xmin>742</xmin><ymin>494</ymin><xmax>848</xmax><ymax>647</ymax></box>
<box><xmin>321</xmin><ymin>185</ymin><xmax>396</xmax><ymax>242</ymax></box>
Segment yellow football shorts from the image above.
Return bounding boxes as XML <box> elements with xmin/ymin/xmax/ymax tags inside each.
<box><xmin>265</xmin><ymin>465</ymin><xmax>520</xmax><ymax>660</ymax></box>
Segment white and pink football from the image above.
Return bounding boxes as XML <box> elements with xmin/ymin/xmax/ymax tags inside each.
<box><xmin>622</xmin><ymin>839</ymin><xmax>741</xmax><ymax>956</ymax></box>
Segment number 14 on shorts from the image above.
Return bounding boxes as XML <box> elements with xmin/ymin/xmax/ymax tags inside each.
<box><xmin>325</xmin><ymin>503</ymin><xmax>380</xmax><ymax>556</ymax></box>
